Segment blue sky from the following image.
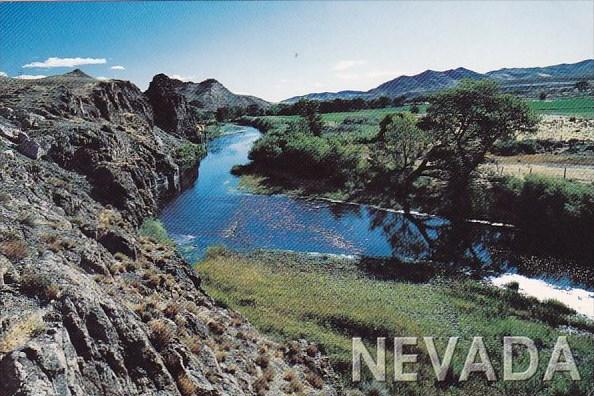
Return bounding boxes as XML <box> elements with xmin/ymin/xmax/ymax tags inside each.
<box><xmin>0</xmin><ymin>1</ymin><xmax>592</xmax><ymax>102</ymax></box>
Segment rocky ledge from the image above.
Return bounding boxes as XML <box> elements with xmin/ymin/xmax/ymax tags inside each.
<box><xmin>0</xmin><ymin>72</ymin><xmax>338</xmax><ymax>395</ymax></box>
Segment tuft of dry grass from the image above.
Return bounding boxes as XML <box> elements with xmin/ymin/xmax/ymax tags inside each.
<box><xmin>305</xmin><ymin>372</ymin><xmax>324</xmax><ymax>389</ymax></box>
<box><xmin>182</xmin><ymin>335</ymin><xmax>202</xmax><ymax>354</ymax></box>
<box><xmin>0</xmin><ymin>313</ymin><xmax>45</xmax><ymax>353</ymax></box>
<box><xmin>20</xmin><ymin>270</ymin><xmax>61</xmax><ymax>302</ymax></box>
<box><xmin>97</xmin><ymin>209</ymin><xmax>122</xmax><ymax>230</ymax></box>
<box><xmin>253</xmin><ymin>376</ymin><xmax>270</xmax><ymax>396</ymax></box>
<box><xmin>214</xmin><ymin>350</ymin><xmax>227</xmax><ymax>363</ymax></box>
<box><xmin>148</xmin><ymin>319</ymin><xmax>175</xmax><ymax>350</ymax></box>
<box><xmin>163</xmin><ymin>302</ymin><xmax>183</xmax><ymax>319</ymax></box>
<box><xmin>207</xmin><ymin>320</ymin><xmax>225</xmax><ymax>335</ymax></box>
<box><xmin>176</xmin><ymin>374</ymin><xmax>197</xmax><ymax>396</ymax></box>
<box><xmin>0</xmin><ymin>239</ymin><xmax>29</xmax><ymax>261</ymax></box>
<box><xmin>283</xmin><ymin>370</ymin><xmax>297</xmax><ymax>382</ymax></box>
<box><xmin>255</xmin><ymin>353</ymin><xmax>270</xmax><ymax>368</ymax></box>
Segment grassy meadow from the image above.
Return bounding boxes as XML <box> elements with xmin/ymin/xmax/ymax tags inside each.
<box><xmin>197</xmin><ymin>249</ymin><xmax>594</xmax><ymax>395</ymax></box>
<box><xmin>528</xmin><ymin>97</ymin><xmax>594</xmax><ymax>118</ymax></box>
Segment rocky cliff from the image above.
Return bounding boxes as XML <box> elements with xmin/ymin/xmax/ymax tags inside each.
<box><xmin>0</xmin><ymin>73</ymin><xmax>338</xmax><ymax>395</ymax></box>
<box><xmin>145</xmin><ymin>74</ymin><xmax>270</xmax><ymax>141</ymax></box>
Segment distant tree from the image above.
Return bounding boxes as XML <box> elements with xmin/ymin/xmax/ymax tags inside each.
<box><xmin>539</xmin><ymin>91</ymin><xmax>548</xmax><ymax>101</ymax></box>
<box><xmin>215</xmin><ymin>107</ymin><xmax>229</xmax><ymax>122</ymax></box>
<box><xmin>392</xmin><ymin>95</ymin><xmax>407</xmax><ymax>107</ymax></box>
<box><xmin>372</xmin><ymin>96</ymin><xmax>391</xmax><ymax>109</ymax></box>
<box><xmin>295</xmin><ymin>100</ymin><xmax>323</xmax><ymax>136</ymax></box>
<box><xmin>575</xmin><ymin>80</ymin><xmax>590</xmax><ymax>92</ymax></box>
<box><xmin>410</xmin><ymin>104</ymin><xmax>420</xmax><ymax>114</ymax></box>
<box><xmin>246</xmin><ymin>104</ymin><xmax>260</xmax><ymax>116</ymax></box>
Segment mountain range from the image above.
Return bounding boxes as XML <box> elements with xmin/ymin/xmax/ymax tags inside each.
<box><xmin>283</xmin><ymin>59</ymin><xmax>594</xmax><ymax>103</ymax></box>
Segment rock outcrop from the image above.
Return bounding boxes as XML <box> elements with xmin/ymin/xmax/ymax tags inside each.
<box><xmin>0</xmin><ymin>73</ymin><xmax>338</xmax><ymax>395</ymax></box>
<box><xmin>145</xmin><ymin>74</ymin><xmax>270</xmax><ymax>140</ymax></box>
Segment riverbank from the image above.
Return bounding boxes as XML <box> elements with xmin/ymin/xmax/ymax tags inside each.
<box><xmin>197</xmin><ymin>248</ymin><xmax>594</xmax><ymax>395</ymax></box>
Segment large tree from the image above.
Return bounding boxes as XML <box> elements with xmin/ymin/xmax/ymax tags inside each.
<box><xmin>373</xmin><ymin>80</ymin><xmax>538</xmax><ymax>214</ymax></box>
<box><xmin>295</xmin><ymin>100</ymin><xmax>323</xmax><ymax>136</ymax></box>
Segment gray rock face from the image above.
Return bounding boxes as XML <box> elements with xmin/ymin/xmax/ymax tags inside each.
<box><xmin>17</xmin><ymin>138</ymin><xmax>43</xmax><ymax>159</ymax></box>
<box><xmin>0</xmin><ymin>73</ymin><xmax>339</xmax><ymax>395</ymax></box>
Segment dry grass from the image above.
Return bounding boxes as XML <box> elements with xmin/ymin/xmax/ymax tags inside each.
<box><xmin>182</xmin><ymin>335</ymin><xmax>202</xmax><ymax>354</ymax></box>
<box><xmin>0</xmin><ymin>239</ymin><xmax>29</xmax><ymax>261</ymax></box>
<box><xmin>255</xmin><ymin>353</ymin><xmax>270</xmax><ymax>368</ymax></box>
<box><xmin>305</xmin><ymin>372</ymin><xmax>324</xmax><ymax>389</ymax></box>
<box><xmin>97</xmin><ymin>209</ymin><xmax>122</xmax><ymax>230</ymax></box>
<box><xmin>482</xmin><ymin>160</ymin><xmax>594</xmax><ymax>183</ymax></box>
<box><xmin>163</xmin><ymin>302</ymin><xmax>183</xmax><ymax>319</ymax></box>
<box><xmin>176</xmin><ymin>374</ymin><xmax>197</xmax><ymax>396</ymax></box>
<box><xmin>148</xmin><ymin>319</ymin><xmax>176</xmax><ymax>350</ymax></box>
<box><xmin>207</xmin><ymin>320</ymin><xmax>225</xmax><ymax>335</ymax></box>
<box><xmin>0</xmin><ymin>312</ymin><xmax>45</xmax><ymax>353</ymax></box>
<box><xmin>20</xmin><ymin>270</ymin><xmax>61</xmax><ymax>301</ymax></box>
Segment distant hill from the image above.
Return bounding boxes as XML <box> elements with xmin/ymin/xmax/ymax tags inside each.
<box><xmin>146</xmin><ymin>74</ymin><xmax>270</xmax><ymax>111</ymax></box>
<box><xmin>486</xmin><ymin>59</ymin><xmax>594</xmax><ymax>81</ymax></box>
<box><xmin>283</xmin><ymin>59</ymin><xmax>594</xmax><ymax>103</ymax></box>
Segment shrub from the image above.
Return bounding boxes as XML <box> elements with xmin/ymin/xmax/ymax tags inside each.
<box><xmin>503</xmin><ymin>281</ymin><xmax>519</xmax><ymax>292</ymax></box>
<box><xmin>489</xmin><ymin>175</ymin><xmax>594</xmax><ymax>264</ymax></box>
<box><xmin>174</xmin><ymin>143</ymin><xmax>206</xmax><ymax>168</ymax></box>
<box><xmin>139</xmin><ymin>219</ymin><xmax>173</xmax><ymax>246</ymax></box>
<box><xmin>205</xmin><ymin>245</ymin><xmax>229</xmax><ymax>259</ymax></box>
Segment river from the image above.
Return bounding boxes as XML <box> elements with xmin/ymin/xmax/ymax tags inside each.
<box><xmin>160</xmin><ymin>126</ymin><xmax>594</xmax><ymax>319</ymax></box>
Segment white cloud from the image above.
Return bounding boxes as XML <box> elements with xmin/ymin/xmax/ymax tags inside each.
<box><xmin>110</xmin><ymin>65</ymin><xmax>125</xmax><ymax>71</ymax></box>
<box><xmin>96</xmin><ymin>76</ymin><xmax>111</xmax><ymax>81</ymax></box>
<box><xmin>0</xmin><ymin>72</ymin><xmax>7</xmax><ymax>77</ymax></box>
<box><xmin>15</xmin><ymin>74</ymin><xmax>47</xmax><ymax>80</ymax></box>
<box><xmin>333</xmin><ymin>60</ymin><xmax>367</xmax><ymax>71</ymax></box>
<box><xmin>170</xmin><ymin>74</ymin><xmax>195</xmax><ymax>82</ymax></box>
<box><xmin>23</xmin><ymin>57</ymin><xmax>106</xmax><ymax>68</ymax></box>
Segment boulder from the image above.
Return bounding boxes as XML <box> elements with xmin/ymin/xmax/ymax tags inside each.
<box><xmin>17</xmin><ymin>139</ymin><xmax>43</xmax><ymax>160</ymax></box>
<box><xmin>0</xmin><ymin>121</ymin><xmax>19</xmax><ymax>140</ymax></box>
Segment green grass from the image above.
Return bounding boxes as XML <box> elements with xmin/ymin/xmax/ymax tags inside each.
<box><xmin>139</xmin><ymin>218</ymin><xmax>174</xmax><ymax>246</ymax></box>
<box><xmin>173</xmin><ymin>143</ymin><xmax>206</xmax><ymax>169</ymax></box>
<box><xmin>528</xmin><ymin>97</ymin><xmax>594</xmax><ymax>118</ymax></box>
<box><xmin>197</xmin><ymin>249</ymin><xmax>594</xmax><ymax>395</ymax></box>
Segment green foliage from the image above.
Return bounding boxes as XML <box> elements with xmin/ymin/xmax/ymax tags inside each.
<box><xmin>139</xmin><ymin>218</ymin><xmax>173</xmax><ymax>246</ymax></box>
<box><xmin>489</xmin><ymin>175</ymin><xmax>594</xmax><ymax>263</ymax></box>
<box><xmin>249</xmin><ymin>123</ymin><xmax>364</xmax><ymax>185</ymax></box>
<box><xmin>294</xmin><ymin>100</ymin><xmax>324</xmax><ymax>136</ymax></box>
<box><xmin>174</xmin><ymin>143</ymin><xmax>206</xmax><ymax>168</ymax></box>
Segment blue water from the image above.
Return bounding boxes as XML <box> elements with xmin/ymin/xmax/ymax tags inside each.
<box><xmin>160</xmin><ymin>126</ymin><xmax>594</xmax><ymax>317</ymax></box>
<box><xmin>161</xmin><ymin>126</ymin><xmax>506</xmax><ymax>266</ymax></box>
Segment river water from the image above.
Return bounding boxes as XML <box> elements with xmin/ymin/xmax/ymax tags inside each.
<box><xmin>160</xmin><ymin>126</ymin><xmax>594</xmax><ymax>319</ymax></box>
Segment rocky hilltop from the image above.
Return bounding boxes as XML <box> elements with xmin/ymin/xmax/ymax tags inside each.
<box><xmin>145</xmin><ymin>74</ymin><xmax>269</xmax><ymax>140</ymax></box>
<box><xmin>0</xmin><ymin>72</ymin><xmax>337</xmax><ymax>395</ymax></box>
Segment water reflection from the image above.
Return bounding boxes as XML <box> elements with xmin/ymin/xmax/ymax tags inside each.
<box><xmin>161</xmin><ymin>126</ymin><xmax>594</xmax><ymax>315</ymax></box>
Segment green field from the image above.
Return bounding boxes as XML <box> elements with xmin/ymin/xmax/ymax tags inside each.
<box><xmin>198</xmin><ymin>249</ymin><xmax>594</xmax><ymax>396</ymax></box>
<box><xmin>255</xmin><ymin>97</ymin><xmax>593</xmax><ymax>138</ymax></box>
<box><xmin>528</xmin><ymin>97</ymin><xmax>594</xmax><ymax>118</ymax></box>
